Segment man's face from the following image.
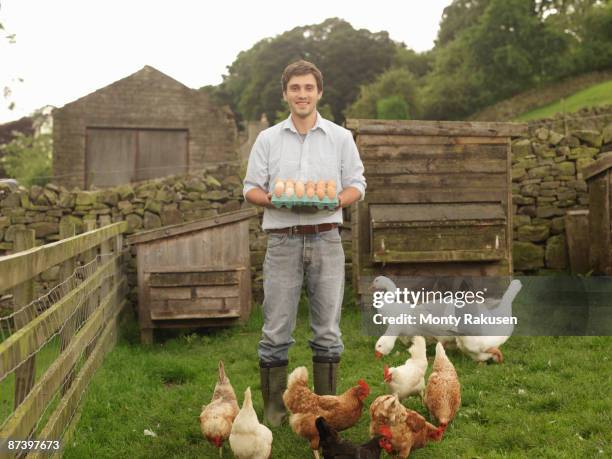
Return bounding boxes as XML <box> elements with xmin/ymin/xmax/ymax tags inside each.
<box><xmin>283</xmin><ymin>74</ymin><xmax>322</xmax><ymax>119</ymax></box>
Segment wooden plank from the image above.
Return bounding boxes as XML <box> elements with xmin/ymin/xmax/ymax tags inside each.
<box><xmin>588</xmin><ymin>175</ymin><xmax>609</xmax><ymax>272</ymax></box>
<box><xmin>0</xmin><ymin>222</ymin><xmax>127</xmax><ymax>293</ymax></box>
<box><xmin>506</xmin><ymin>139</ymin><xmax>513</xmax><ymax>274</ymax></box>
<box><xmin>149</xmin><ymin>287</ymin><xmax>192</xmax><ymax>300</ymax></box>
<box><xmin>367</xmin><ymin>172</ymin><xmax>508</xmax><ymax>188</ymax></box>
<box><xmin>346</xmin><ymin>119</ymin><xmax>528</xmax><ymax>137</ymax></box>
<box><xmin>150</xmin><ymin>298</ymin><xmax>240</xmax><ymax>320</ymax></box>
<box><xmin>194</xmin><ymin>285</ymin><xmax>240</xmax><ymax>298</ymax></box>
<box><xmin>82</xmin><ymin>220</ymin><xmax>99</xmax><ymax>360</ymax></box>
<box><xmin>371</xmin><ymin>226</ymin><xmax>506</xmax><ymax>254</ymax></box>
<box><xmin>0</xmin><ymin>279</ymin><xmax>126</xmax><ymax>446</ymax></box>
<box><xmin>148</xmin><ymin>270</ymin><xmax>240</xmax><ymax>287</ymax></box>
<box><xmin>360</xmin><ymin>143</ymin><xmax>508</xmax><ymax>158</ymax></box>
<box><xmin>365</xmin><ymin>189</ymin><xmax>506</xmax><ymax>204</ymax></box>
<box><xmin>369</xmin><ymin>203</ymin><xmax>506</xmax><ymax>223</ymax></box>
<box><xmin>13</xmin><ymin>230</ymin><xmax>36</xmax><ymax>410</ymax></box>
<box><xmin>0</xmin><ymin>253</ymin><xmax>122</xmax><ymax>380</ymax></box>
<box><xmin>364</xmin><ymin>157</ymin><xmax>507</xmax><ymax>174</ymax></box>
<box><xmin>582</xmin><ymin>152</ymin><xmax>612</xmax><ymax>181</ymax></box>
<box><xmin>565</xmin><ymin>210</ymin><xmax>591</xmax><ymax>274</ymax></box>
<box><xmin>357</xmin><ymin>135</ymin><xmax>509</xmax><ymax>147</ymax></box>
<box><xmin>372</xmin><ymin>249</ymin><xmax>505</xmax><ymax>263</ymax></box>
<box><xmin>126</xmin><ymin>208</ymin><xmax>257</xmax><ymax>245</ymax></box>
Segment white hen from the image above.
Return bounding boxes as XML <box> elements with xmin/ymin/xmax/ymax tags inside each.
<box><xmin>229</xmin><ymin>387</ymin><xmax>273</xmax><ymax>459</ymax></box>
<box><xmin>384</xmin><ymin>336</ymin><xmax>428</xmax><ymax>400</ymax></box>
<box><xmin>456</xmin><ymin>279</ymin><xmax>522</xmax><ymax>363</ymax></box>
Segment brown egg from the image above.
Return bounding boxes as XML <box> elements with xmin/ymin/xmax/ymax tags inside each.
<box><xmin>327</xmin><ymin>179</ymin><xmax>336</xmax><ymax>189</ymax></box>
<box><xmin>275</xmin><ymin>178</ymin><xmax>284</xmax><ymax>185</ymax></box>
<box><xmin>306</xmin><ymin>180</ymin><xmax>315</xmax><ymax>189</ymax></box>
<box><xmin>326</xmin><ymin>186</ymin><xmax>336</xmax><ymax>200</ymax></box>
<box><xmin>316</xmin><ymin>187</ymin><xmax>325</xmax><ymax>200</ymax></box>
<box><xmin>306</xmin><ymin>186</ymin><xmax>315</xmax><ymax>198</ymax></box>
<box><xmin>285</xmin><ymin>184</ymin><xmax>295</xmax><ymax>198</ymax></box>
<box><xmin>285</xmin><ymin>179</ymin><xmax>295</xmax><ymax>189</ymax></box>
<box><xmin>273</xmin><ymin>181</ymin><xmax>285</xmax><ymax>197</ymax></box>
<box><xmin>316</xmin><ymin>179</ymin><xmax>325</xmax><ymax>190</ymax></box>
<box><xmin>295</xmin><ymin>181</ymin><xmax>305</xmax><ymax>198</ymax></box>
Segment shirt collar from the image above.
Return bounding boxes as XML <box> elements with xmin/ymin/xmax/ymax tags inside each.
<box><xmin>282</xmin><ymin>111</ymin><xmax>328</xmax><ymax>135</ymax></box>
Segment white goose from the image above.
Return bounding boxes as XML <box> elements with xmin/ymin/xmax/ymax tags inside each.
<box><xmin>370</xmin><ymin>276</ymin><xmax>456</xmax><ymax>358</ymax></box>
<box><xmin>456</xmin><ymin>279</ymin><xmax>522</xmax><ymax>363</ymax></box>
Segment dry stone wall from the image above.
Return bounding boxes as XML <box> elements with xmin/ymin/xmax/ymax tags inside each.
<box><xmin>511</xmin><ymin>108</ymin><xmax>612</xmax><ymax>272</ymax></box>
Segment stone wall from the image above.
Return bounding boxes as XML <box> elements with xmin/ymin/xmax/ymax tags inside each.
<box><xmin>511</xmin><ymin>110</ymin><xmax>612</xmax><ymax>272</ymax></box>
<box><xmin>0</xmin><ymin>164</ymin><xmax>263</xmax><ymax>306</ymax></box>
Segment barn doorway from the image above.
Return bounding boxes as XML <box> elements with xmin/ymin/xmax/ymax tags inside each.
<box><xmin>85</xmin><ymin>128</ymin><xmax>188</xmax><ymax>188</ymax></box>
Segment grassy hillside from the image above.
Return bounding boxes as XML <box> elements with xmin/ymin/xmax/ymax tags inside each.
<box><xmin>468</xmin><ymin>70</ymin><xmax>612</xmax><ymax>121</ymax></box>
<box><xmin>515</xmin><ymin>80</ymin><xmax>612</xmax><ymax>121</ymax></box>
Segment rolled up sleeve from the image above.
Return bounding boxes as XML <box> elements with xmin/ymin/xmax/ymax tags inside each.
<box><xmin>340</xmin><ymin>131</ymin><xmax>367</xmax><ymax>201</ymax></box>
<box><xmin>243</xmin><ymin>132</ymin><xmax>269</xmax><ymax>199</ymax></box>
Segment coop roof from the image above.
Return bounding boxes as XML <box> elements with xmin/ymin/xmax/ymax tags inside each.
<box><xmin>582</xmin><ymin>152</ymin><xmax>612</xmax><ymax>181</ymax></box>
<box><xmin>346</xmin><ymin>119</ymin><xmax>528</xmax><ymax>137</ymax></box>
<box><xmin>127</xmin><ymin>208</ymin><xmax>257</xmax><ymax>245</ymax></box>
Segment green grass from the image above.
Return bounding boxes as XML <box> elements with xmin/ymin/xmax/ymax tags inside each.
<box><xmin>515</xmin><ymin>80</ymin><xmax>612</xmax><ymax>121</ymax></box>
<box><xmin>63</xmin><ymin>291</ymin><xmax>612</xmax><ymax>459</ymax></box>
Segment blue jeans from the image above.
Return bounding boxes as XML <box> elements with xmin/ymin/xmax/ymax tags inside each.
<box><xmin>258</xmin><ymin>228</ymin><xmax>345</xmax><ymax>363</ymax></box>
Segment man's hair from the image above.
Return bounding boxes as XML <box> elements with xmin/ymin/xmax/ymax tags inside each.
<box><xmin>281</xmin><ymin>60</ymin><xmax>323</xmax><ymax>93</ymax></box>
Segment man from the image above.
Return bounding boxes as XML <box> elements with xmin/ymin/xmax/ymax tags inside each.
<box><xmin>243</xmin><ymin>60</ymin><xmax>366</xmax><ymax>426</ymax></box>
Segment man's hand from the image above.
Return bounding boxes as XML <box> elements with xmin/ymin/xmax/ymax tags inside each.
<box><xmin>335</xmin><ymin>187</ymin><xmax>361</xmax><ymax>210</ymax></box>
<box><xmin>245</xmin><ymin>188</ymin><xmax>276</xmax><ymax>209</ymax></box>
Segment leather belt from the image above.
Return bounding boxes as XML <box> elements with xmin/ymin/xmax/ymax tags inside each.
<box><xmin>267</xmin><ymin>223</ymin><xmax>338</xmax><ymax>235</ymax></box>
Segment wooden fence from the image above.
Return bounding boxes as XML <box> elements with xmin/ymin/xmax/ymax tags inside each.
<box><xmin>0</xmin><ymin>217</ymin><xmax>127</xmax><ymax>458</ymax></box>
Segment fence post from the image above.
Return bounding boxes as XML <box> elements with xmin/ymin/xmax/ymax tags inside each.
<box><xmin>99</xmin><ymin>216</ymin><xmax>112</xmax><ymax>321</ymax></box>
<box><xmin>59</xmin><ymin>221</ymin><xmax>77</xmax><ymax>396</ymax></box>
<box><xmin>83</xmin><ymin>220</ymin><xmax>99</xmax><ymax>357</ymax></box>
<box><xmin>13</xmin><ymin>229</ymin><xmax>36</xmax><ymax>409</ymax></box>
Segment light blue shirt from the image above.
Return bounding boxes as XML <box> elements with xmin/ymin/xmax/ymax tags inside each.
<box><xmin>243</xmin><ymin>113</ymin><xmax>366</xmax><ymax>230</ymax></box>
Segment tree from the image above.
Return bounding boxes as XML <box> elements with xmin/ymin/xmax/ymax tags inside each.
<box><xmin>376</xmin><ymin>96</ymin><xmax>409</xmax><ymax>119</ymax></box>
<box><xmin>1</xmin><ymin>132</ymin><xmax>52</xmax><ymax>186</ymax></box>
<box><xmin>208</xmin><ymin>18</ymin><xmax>397</xmax><ymax>124</ymax></box>
<box><xmin>344</xmin><ymin>68</ymin><xmax>420</xmax><ymax>119</ymax></box>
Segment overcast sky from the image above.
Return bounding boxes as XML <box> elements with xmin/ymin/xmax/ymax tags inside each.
<box><xmin>0</xmin><ymin>0</ymin><xmax>452</xmax><ymax>123</ymax></box>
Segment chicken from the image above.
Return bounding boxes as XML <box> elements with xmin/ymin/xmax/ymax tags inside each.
<box><xmin>283</xmin><ymin>366</ymin><xmax>370</xmax><ymax>458</ymax></box>
<box><xmin>229</xmin><ymin>387</ymin><xmax>273</xmax><ymax>459</ymax></box>
<box><xmin>423</xmin><ymin>342</ymin><xmax>461</xmax><ymax>435</ymax></box>
<box><xmin>369</xmin><ymin>394</ymin><xmax>441</xmax><ymax>458</ymax></box>
<box><xmin>455</xmin><ymin>280</ymin><xmax>522</xmax><ymax>363</ymax></box>
<box><xmin>199</xmin><ymin>360</ymin><xmax>239</xmax><ymax>456</ymax></box>
<box><xmin>384</xmin><ymin>336</ymin><xmax>427</xmax><ymax>400</ymax></box>
<box><xmin>316</xmin><ymin>416</ymin><xmax>393</xmax><ymax>459</ymax></box>
<box><xmin>374</xmin><ymin>335</ymin><xmax>412</xmax><ymax>359</ymax></box>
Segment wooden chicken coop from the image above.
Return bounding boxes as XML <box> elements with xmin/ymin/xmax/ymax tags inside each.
<box><xmin>346</xmin><ymin>119</ymin><xmax>527</xmax><ymax>296</ymax></box>
<box><xmin>582</xmin><ymin>152</ymin><xmax>612</xmax><ymax>275</ymax></box>
<box><xmin>127</xmin><ymin>208</ymin><xmax>257</xmax><ymax>343</ymax></box>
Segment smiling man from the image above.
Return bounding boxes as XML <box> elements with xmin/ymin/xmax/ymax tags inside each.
<box><xmin>243</xmin><ymin>60</ymin><xmax>366</xmax><ymax>426</ymax></box>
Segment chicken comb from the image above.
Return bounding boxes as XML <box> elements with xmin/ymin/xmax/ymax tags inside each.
<box><xmin>378</xmin><ymin>424</ymin><xmax>393</xmax><ymax>439</ymax></box>
<box><xmin>357</xmin><ymin>379</ymin><xmax>370</xmax><ymax>395</ymax></box>
<box><xmin>383</xmin><ymin>364</ymin><xmax>391</xmax><ymax>381</ymax></box>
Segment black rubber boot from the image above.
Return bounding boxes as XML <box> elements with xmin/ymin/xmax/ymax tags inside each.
<box><xmin>259</xmin><ymin>360</ymin><xmax>288</xmax><ymax>427</ymax></box>
<box><xmin>313</xmin><ymin>355</ymin><xmax>340</xmax><ymax>395</ymax></box>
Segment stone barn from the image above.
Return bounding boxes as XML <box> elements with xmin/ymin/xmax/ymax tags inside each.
<box><xmin>53</xmin><ymin>65</ymin><xmax>238</xmax><ymax>189</ymax></box>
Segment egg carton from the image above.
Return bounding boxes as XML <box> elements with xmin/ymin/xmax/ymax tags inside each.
<box><xmin>271</xmin><ymin>193</ymin><xmax>338</xmax><ymax>210</ymax></box>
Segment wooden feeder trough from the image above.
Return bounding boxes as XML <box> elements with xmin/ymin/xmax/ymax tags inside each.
<box><xmin>582</xmin><ymin>152</ymin><xmax>612</xmax><ymax>274</ymax></box>
<box><xmin>346</xmin><ymin>119</ymin><xmax>527</xmax><ymax>297</ymax></box>
<box><xmin>127</xmin><ymin>208</ymin><xmax>257</xmax><ymax>343</ymax></box>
